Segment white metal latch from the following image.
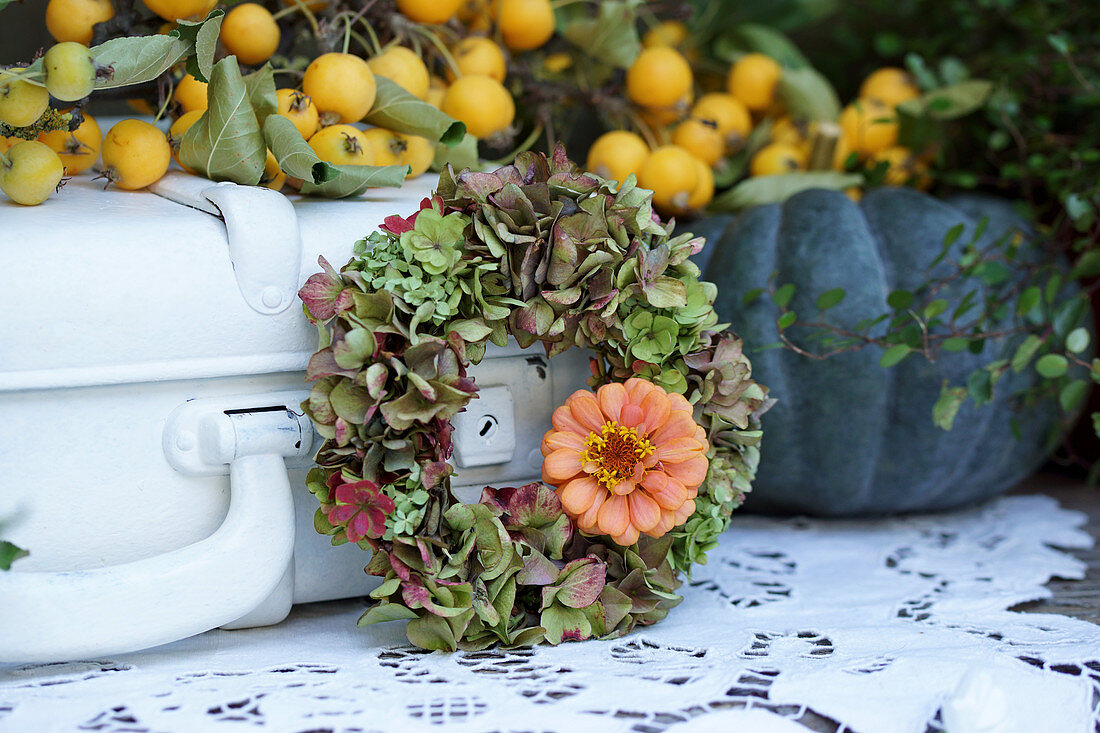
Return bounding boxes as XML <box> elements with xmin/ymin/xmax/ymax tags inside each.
<box><xmin>149</xmin><ymin>172</ymin><xmax>303</xmax><ymax>316</ymax></box>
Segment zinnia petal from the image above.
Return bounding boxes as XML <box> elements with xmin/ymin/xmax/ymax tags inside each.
<box><xmin>673</xmin><ymin>499</ymin><xmax>697</xmax><ymax>524</ymax></box>
<box><xmin>612</xmin><ymin>525</ymin><xmax>640</xmax><ymax>547</ymax></box>
<box><xmin>645</xmin><ymin>511</ymin><xmax>678</xmax><ymax>537</ymax></box>
<box><xmin>597</xmin><ymin>494</ymin><xmax>631</xmax><ymax>537</ymax></box>
<box><xmin>543</xmin><ymin>429</ymin><xmax>585</xmax><ymax>454</ymax></box>
<box><xmin>610</xmin><ymin>477</ymin><xmax>636</xmax><ymax>496</ymax></box>
<box><xmin>579</xmin><ymin>488</ymin><xmax>607</xmax><ymax>531</ymax></box>
<box><xmin>639</xmin><ymin>389</ymin><xmax>671</xmax><ymax>434</ymax></box>
<box><xmin>567</xmin><ymin>392</ymin><xmax>606</xmax><ymax>432</ymax></box>
<box><xmin>625</xmin><ymin>377</ymin><xmax>657</xmax><ymax>405</ymax></box>
<box><xmin>668</xmin><ymin>392</ymin><xmax>693</xmax><ymax>414</ymax></box>
<box><xmin>643</xmin><ymin>472</ymin><xmax>690</xmax><ymax>510</ymax></box>
<box><xmin>658</xmin><ymin>437</ymin><xmax>707</xmax><ymax>463</ymax></box>
<box><xmin>552</xmin><ymin>404</ymin><xmax>588</xmax><ymax>435</ymax></box>
<box><xmin>619</xmin><ymin>403</ymin><xmax>644</xmax><ymax>428</ymax></box>
<box><xmin>664</xmin><ymin>454</ymin><xmax>709</xmax><ymax>487</ymax></box>
<box><xmin>628</xmin><ymin>491</ymin><xmax>661</xmax><ymax>532</ymax></box>
<box><xmin>559</xmin><ymin>476</ymin><xmax>600</xmax><ymax>514</ymax></box>
<box><xmin>597</xmin><ymin>382</ymin><xmax>628</xmax><ymax>423</ymax></box>
<box><xmin>649</xmin><ymin>412</ymin><xmax>698</xmax><ymax>445</ymax></box>
<box><xmin>543</xmin><ymin>448</ymin><xmax>583</xmax><ymax>481</ymax></box>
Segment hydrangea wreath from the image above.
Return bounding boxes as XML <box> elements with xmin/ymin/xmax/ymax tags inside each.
<box><xmin>298</xmin><ymin>146</ymin><xmax>770</xmax><ymax>651</ymax></box>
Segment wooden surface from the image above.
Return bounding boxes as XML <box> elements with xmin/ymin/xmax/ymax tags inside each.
<box><xmin>1014</xmin><ymin>473</ymin><xmax>1100</xmax><ymax>623</ymax></box>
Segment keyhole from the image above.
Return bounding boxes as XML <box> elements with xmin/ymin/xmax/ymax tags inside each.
<box><xmin>478</xmin><ymin>415</ymin><xmax>498</xmax><ymax>439</ymax></box>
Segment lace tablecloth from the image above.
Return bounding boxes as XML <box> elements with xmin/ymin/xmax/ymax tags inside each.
<box><xmin>3</xmin><ymin>495</ymin><xmax>1098</xmax><ymax>733</ymax></box>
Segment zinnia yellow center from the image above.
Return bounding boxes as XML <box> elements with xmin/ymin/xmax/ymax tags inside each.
<box><xmin>581</xmin><ymin>421</ymin><xmax>655</xmax><ymax>489</ymax></box>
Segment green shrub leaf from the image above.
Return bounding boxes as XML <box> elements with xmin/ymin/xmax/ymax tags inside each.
<box><xmin>898</xmin><ymin>80</ymin><xmax>993</xmax><ymax>120</ymax></box>
<box><xmin>0</xmin><ymin>540</ymin><xmax>27</xmax><ymax>571</ymax></box>
<box><xmin>179</xmin><ymin>56</ymin><xmax>266</xmax><ymax>185</ymax></box>
<box><xmin>561</xmin><ymin>0</ymin><xmax>641</xmax><ymax>69</ymax></box>
<box><xmin>1060</xmin><ymin>380</ymin><xmax>1089</xmax><ymax>413</ymax></box>
<box><xmin>262</xmin><ymin>115</ymin><xmax>338</xmax><ymax>185</ymax></box>
<box><xmin>815</xmin><ymin>287</ymin><xmax>846</xmax><ymax>311</ymax></box>
<box><xmin>932</xmin><ymin>382</ymin><xmax>968</xmax><ymax>431</ymax></box>
<box><xmin>1066</xmin><ymin>327</ymin><xmax>1091</xmax><ymax>354</ymax></box>
<box><xmin>366</xmin><ymin>77</ymin><xmax>465</xmax><ymax>147</ymax></box>
<box><xmin>1035</xmin><ymin>353</ymin><xmax>1068</xmax><ymax>378</ymax></box>
<box><xmin>879</xmin><ymin>344</ymin><xmax>911</xmax><ymax>367</ymax></box>
<box><xmin>709</xmin><ymin>171</ymin><xmax>861</xmax><ymax>211</ymax></box>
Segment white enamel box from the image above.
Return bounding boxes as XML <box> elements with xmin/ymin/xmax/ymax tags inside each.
<box><xmin>0</xmin><ymin>171</ymin><xmax>589</xmax><ymax>663</ymax></box>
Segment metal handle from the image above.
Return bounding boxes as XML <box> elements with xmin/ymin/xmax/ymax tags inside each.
<box><xmin>0</xmin><ymin>403</ymin><xmax>309</xmax><ymax>664</ymax></box>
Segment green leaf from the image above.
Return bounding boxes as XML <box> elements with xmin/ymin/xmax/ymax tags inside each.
<box><xmin>1035</xmin><ymin>353</ymin><xmax>1068</xmax><ymax>378</ymax></box>
<box><xmin>561</xmin><ymin>0</ymin><xmax>641</xmax><ymax>69</ymax></box>
<box><xmin>967</xmin><ymin>368</ymin><xmax>993</xmax><ymax>406</ymax></box>
<box><xmin>179</xmin><ymin>57</ymin><xmax>266</xmax><ymax>185</ymax></box>
<box><xmin>923</xmin><ymin>299</ymin><xmax>949</xmax><ymax>320</ymax></box>
<box><xmin>365</xmin><ymin>77</ymin><xmax>465</xmax><ymax>147</ymax></box>
<box><xmin>887</xmin><ymin>290</ymin><xmax>914</xmax><ymax>310</ymax></box>
<box><xmin>358</xmin><ymin>602</ymin><xmax>419</xmax><ymax>626</ymax></box>
<box><xmin>176</xmin><ymin>11</ymin><xmax>224</xmax><ymax>83</ymax></box>
<box><xmin>932</xmin><ymin>382</ymin><xmax>968</xmax><ymax>431</ymax></box>
<box><xmin>262</xmin><ymin>115</ymin><xmax>338</xmax><ymax>185</ymax></box>
<box><xmin>942</xmin><ymin>222</ymin><xmax>965</xmax><ymax>249</ymax></box>
<box><xmin>28</xmin><ymin>34</ymin><xmax>187</xmax><ymax>90</ymax></box>
<box><xmin>1059</xmin><ymin>380</ymin><xmax>1089</xmax><ymax>413</ymax></box>
<box><xmin>710</xmin><ymin>171</ymin><xmax>861</xmax><ymax>211</ymax></box>
<box><xmin>742</xmin><ymin>288</ymin><xmax>764</xmax><ymax>306</ymax></box>
<box><xmin>1070</xmin><ymin>250</ymin><xmax>1100</xmax><ymax>280</ymax></box>
<box><xmin>406</xmin><ymin>613</ymin><xmax>458</xmax><ymax>651</ymax></box>
<box><xmin>1011</xmin><ymin>335</ymin><xmax>1043</xmax><ymax>372</ymax></box>
<box><xmin>244</xmin><ymin>64</ymin><xmax>278</xmax><ymax>124</ymax></box>
<box><xmin>815</xmin><ymin>288</ymin><xmax>845</xmax><ymax>311</ymax></box>
<box><xmin>299</xmin><ymin>162</ymin><xmax>410</xmax><ymax>198</ymax></box>
<box><xmin>777</xmin><ymin>66</ymin><xmax>841</xmax><ymax>121</ymax></box>
<box><xmin>773</xmin><ymin>283</ymin><xmax>796</xmax><ymax>309</ymax></box>
<box><xmin>0</xmin><ymin>540</ymin><xmax>27</xmax><ymax>571</ymax></box>
<box><xmin>898</xmin><ymin>80</ymin><xmax>994</xmax><ymax>120</ymax></box>
<box><xmin>879</xmin><ymin>344</ymin><xmax>911</xmax><ymax>367</ymax></box>
<box><xmin>1067</xmin><ymin>327</ymin><xmax>1091</xmax><ymax>354</ymax></box>
<box><xmin>728</xmin><ymin>24</ymin><xmax>811</xmax><ymax>68</ymax></box>
<box><xmin>941</xmin><ymin>337</ymin><xmax>969</xmax><ymax>352</ymax></box>
<box><xmin>777</xmin><ymin>311</ymin><xmax>797</xmax><ymax>330</ymax></box>
<box><xmin>433</xmin><ymin>132</ymin><xmax>478</xmax><ymax>173</ymax></box>
<box><xmin>1017</xmin><ymin>286</ymin><xmax>1041</xmax><ymax>316</ymax></box>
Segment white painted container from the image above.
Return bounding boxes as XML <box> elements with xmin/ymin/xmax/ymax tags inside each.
<box><xmin>0</xmin><ymin>173</ymin><xmax>589</xmax><ymax>663</ymax></box>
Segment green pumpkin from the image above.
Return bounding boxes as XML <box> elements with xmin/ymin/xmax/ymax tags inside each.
<box><xmin>697</xmin><ymin>187</ymin><xmax>1067</xmax><ymax>516</ymax></box>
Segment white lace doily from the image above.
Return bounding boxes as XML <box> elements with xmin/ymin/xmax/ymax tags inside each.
<box><xmin>3</xmin><ymin>495</ymin><xmax>1097</xmax><ymax>733</ymax></box>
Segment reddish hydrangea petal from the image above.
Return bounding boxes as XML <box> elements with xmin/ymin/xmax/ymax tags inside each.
<box><xmin>329</xmin><ymin>505</ymin><xmax>357</xmax><ymax>524</ymax></box>
<box><xmin>346</xmin><ymin>512</ymin><xmax>368</xmax><ymax>542</ymax></box>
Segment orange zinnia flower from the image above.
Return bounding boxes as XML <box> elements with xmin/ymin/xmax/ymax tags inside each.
<box><xmin>540</xmin><ymin>378</ymin><xmax>709</xmax><ymax>546</ymax></box>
